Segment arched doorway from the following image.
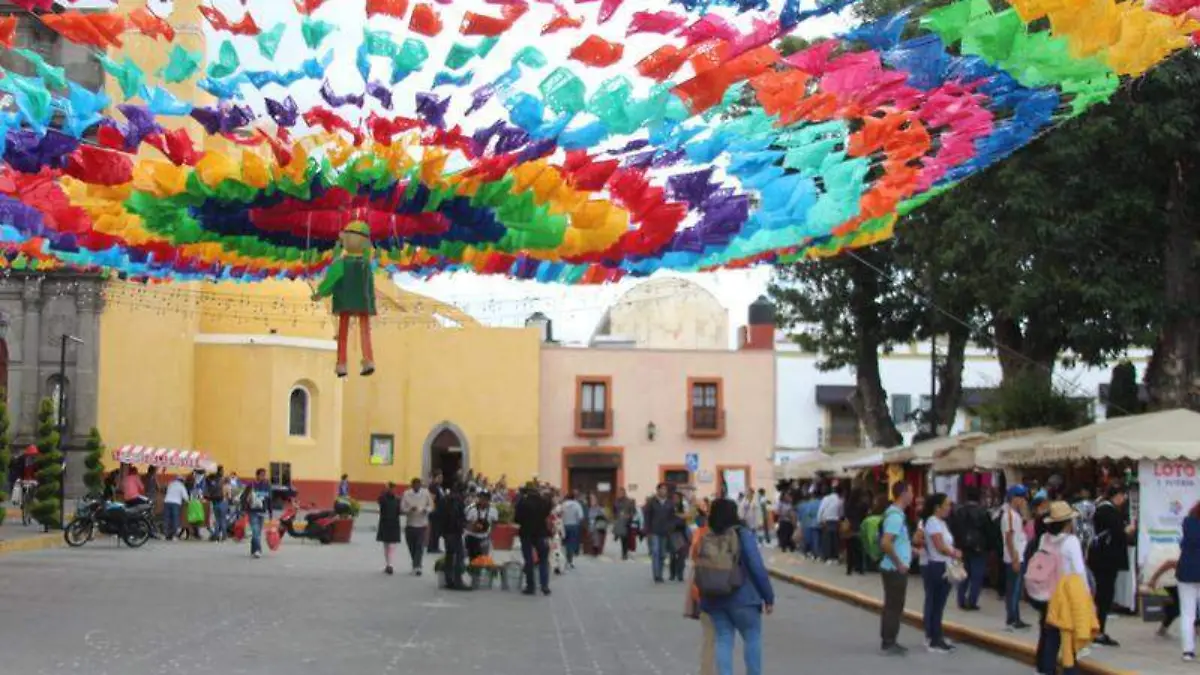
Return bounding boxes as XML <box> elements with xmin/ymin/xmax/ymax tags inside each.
<box><xmin>422</xmin><ymin>422</ymin><xmax>468</xmax><ymax>483</ymax></box>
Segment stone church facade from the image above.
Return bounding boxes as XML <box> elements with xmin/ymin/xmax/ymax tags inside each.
<box><xmin>1</xmin><ymin>272</ymin><xmax>103</xmax><ymax>497</ymax></box>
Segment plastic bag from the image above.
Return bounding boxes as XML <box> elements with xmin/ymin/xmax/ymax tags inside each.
<box><xmin>186</xmin><ymin>500</ymin><xmax>206</xmax><ymax>526</ymax></box>
<box><xmin>232</xmin><ymin>513</ymin><xmax>249</xmax><ymax>541</ymax></box>
<box><xmin>267</xmin><ymin>523</ymin><xmax>282</xmax><ymax>551</ymax></box>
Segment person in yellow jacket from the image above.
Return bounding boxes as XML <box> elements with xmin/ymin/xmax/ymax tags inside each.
<box><xmin>1036</xmin><ymin>502</ymin><xmax>1098</xmax><ymax>674</ymax></box>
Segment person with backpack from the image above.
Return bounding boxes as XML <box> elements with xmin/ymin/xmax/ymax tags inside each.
<box><xmin>206</xmin><ymin>468</ymin><xmax>227</xmax><ymax>542</ymax></box>
<box><xmin>950</xmin><ymin>486</ymin><xmax>990</xmax><ymax>611</ymax></box>
<box><xmin>1001</xmin><ymin>485</ymin><xmax>1034</xmax><ymax>630</ymax></box>
<box><xmin>1089</xmin><ymin>484</ymin><xmax>1133</xmax><ymax>647</ymax></box>
<box><xmin>1029</xmin><ymin>501</ymin><xmax>1096</xmax><ymax>675</ymax></box>
<box><xmin>695</xmin><ymin>498</ymin><xmax>774</xmax><ymax>675</ymax></box>
<box><xmin>921</xmin><ymin>493</ymin><xmax>962</xmax><ymax>653</ymax></box>
<box><xmin>859</xmin><ymin>494</ymin><xmax>887</xmax><ymax>571</ymax></box>
<box><xmin>241</xmin><ymin>468</ymin><xmax>273</xmax><ymax>559</ymax></box>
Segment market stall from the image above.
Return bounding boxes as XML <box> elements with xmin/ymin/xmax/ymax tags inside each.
<box><xmin>111</xmin><ymin>445</ymin><xmax>217</xmax><ymax>472</ymax></box>
<box><xmin>934</xmin><ymin>428</ymin><xmax>1055</xmax><ymax>498</ymax></box>
<box><xmin>1003</xmin><ymin>409</ymin><xmax>1200</xmax><ymax>613</ymax></box>
<box><xmin>884</xmin><ymin>432</ymin><xmax>988</xmax><ymax>501</ymax></box>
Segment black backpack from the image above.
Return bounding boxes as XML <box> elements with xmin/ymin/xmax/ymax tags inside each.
<box><xmin>206</xmin><ymin>478</ymin><xmax>224</xmax><ymax>502</ymax></box>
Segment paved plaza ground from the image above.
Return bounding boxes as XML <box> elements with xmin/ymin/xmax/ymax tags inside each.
<box><xmin>0</xmin><ymin>522</ymin><xmax>1021</xmax><ymax>675</ymax></box>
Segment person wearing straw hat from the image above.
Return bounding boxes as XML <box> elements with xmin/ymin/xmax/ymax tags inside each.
<box><xmin>311</xmin><ymin>220</ymin><xmax>377</xmax><ymax>378</ymax></box>
<box><xmin>1032</xmin><ymin>501</ymin><xmax>1096</xmax><ymax>675</ymax></box>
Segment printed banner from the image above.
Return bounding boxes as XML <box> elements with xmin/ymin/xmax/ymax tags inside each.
<box><xmin>1137</xmin><ymin>459</ymin><xmax>1200</xmax><ymax>568</ymax></box>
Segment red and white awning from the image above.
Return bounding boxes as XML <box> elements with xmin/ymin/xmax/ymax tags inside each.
<box><xmin>112</xmin><ymin>445</ymin><xmax>216</xmax><ymax>471</ymax></box>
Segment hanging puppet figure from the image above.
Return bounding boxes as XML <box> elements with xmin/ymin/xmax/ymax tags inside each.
<box><xmin>312</xmin><ymin>221</ymin><xmax>376</xmax><ymax>377</ymax></box>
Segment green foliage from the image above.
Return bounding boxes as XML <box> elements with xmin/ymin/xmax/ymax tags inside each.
<box><xmin>976</xmin><ymin>373</ymin><xmax>1093</xmax><ymax>433</ymax></box>
<box><xmin>336</xmin><ymin>496</ymin><xmax>361</xmax><ymax>518</ymax></box>
<box><xmin>0</xmin><ymin>392</ymin><xmax>9</xmax><ymax>526</ymax></box>
<box><xmin>495</xmin><ymin>501</ymin><xmax>515</xmax><ymax>525</ymax></box>
<box><xmin>31</xmin><ymin>398</ymin><xmax>62</xmax><ymax>530</ymax></box>
<box><xmin>83</xmin><ymin>428</ymin><xmax>105</xmax><ymax>496</ymax></box>
<box><xmin>1107</xmin><ymin>361</ymin><xmax>1143</xmax><ymax>418</ymax></box>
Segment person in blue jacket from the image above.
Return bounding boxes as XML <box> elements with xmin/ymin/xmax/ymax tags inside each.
<box><xmin>700</xmin><ymin>498</ymin><xmax>775</xmax><ymax>675</ymax></box>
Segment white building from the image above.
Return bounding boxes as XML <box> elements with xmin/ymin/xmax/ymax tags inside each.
<box><xmin>775</xmin><ymin>337</ymin><xmax>1152</xmax><ymax>459</ymax></box>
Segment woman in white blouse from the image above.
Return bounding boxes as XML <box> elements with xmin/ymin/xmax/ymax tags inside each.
<box><xmin>921</xmin><ymin>493</ymin><xmax>962</xmax><ymax>654</ymax></box>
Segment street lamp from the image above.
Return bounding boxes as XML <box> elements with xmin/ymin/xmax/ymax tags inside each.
<box><xmin>646</xmin><ymin>421</ymin><xmax>657</xmax><ymax>441</ymax></box>
<box><xmin>58</xmin><ymin>334</ymin><xmax>82</xmax><ymax>529</ymax></box>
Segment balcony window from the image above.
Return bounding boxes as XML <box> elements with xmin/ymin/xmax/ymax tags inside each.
<box><xmin>688</xmin><ymin>378</ymin><xmax>725</xmax><ymax>438</ymax></box>
<box><xmin>827</xmin><ymin>403</ymin><xmax>862</xmax><ymax>448</ymax></box>
<box><xmin>575</xmin><ymin>377</ymin><xmax>612</xmax><ymax>437</ymax></box>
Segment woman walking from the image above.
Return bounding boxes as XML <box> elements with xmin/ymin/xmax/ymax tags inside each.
<box><xmin>377</xmin><ymin>482</ymin><xmax>402</xmax><ymax>575</ymax></box>
<box><xmin>587</xmin><ymin>493</ymin><xmax>608</xmax><ymax>556</ymax></box>
<box><xmin>698</xmin><ymin>498</ymin><xmax>775</xmax><ymax>675</ymax></box>
<box><xmin>1032</xmin><ymin>501</ymin><xmax>1096</xmax><ymax>675</ymax></box>
<box><xmin>1148</xmin><ymin>500</ymin><xmax>1200</xmax><ymax>661</ymax></box>
<box><xmin>921</xmin><ymin>493</ymin><xmax>961</xmax><ymax>653</ymax></box>
<box><xmin>776</xmin><ymin>493</ymin><xmax>797</xmax><ymax>553</ymax></box>
<box><xmin>613</xmin><ymin>488</ymin><xmax>637</xmax><ymax>560</ymax></box>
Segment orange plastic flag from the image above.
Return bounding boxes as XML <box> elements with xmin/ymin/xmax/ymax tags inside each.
<box><xmin>569</xmin><ymin>35</ymin><xmax>624</xmax><ymax>67</ymax></box>
<box><xmin>0</xmin><ymin>17</ymin><xmax>16</xmax><ymax>49</ymax></box>
<box><xmin>199</xmin><ymin>5</ymin><xmax>261</xmax><ymax>36</ymax></box>
<box><xmin>409</xmin><ymin>3</ymin><xmax>443</xmax><ymax>36</ymax></box>
<box><xmin>367</xmin><ymin>0</ymin><xmax>409</xmax><ymax>18</ymax></box>
<box><xmin>542</xmin><ymin>10</ymin><xmax>583</xmax><ymax>34</ymax></box>
<box><xmin>127</xmin><ymin>7</ymin><xmax>175</xmax><ymax>41</ymax></box>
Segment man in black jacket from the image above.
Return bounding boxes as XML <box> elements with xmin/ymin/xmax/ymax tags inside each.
<box><xmin>643</xmin><ymin>483</ymin><xmax>675</xmax><ymax>583</ymax></box>
<box><xmin>515</xmin><ymin>484</ymin><xmax>552</xmax><ymax>596</ymax></box>
<box><xmin>950</xmin><ymin>486</ymin><xmax>990</xmax><ymax>611</ymax></box>
<box><xmin>440</xmin><ymin>483</ymin><xmax>469</xmax><ymax>591</ymax></box>
<box><xmin>1090</xmin><ymin>484</ymin><xmax>1134</xmax><ymax>646</ymax></box>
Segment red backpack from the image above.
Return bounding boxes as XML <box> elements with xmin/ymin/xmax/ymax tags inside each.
<box><xmin>1024</xmin><ymin>535</ymin><xmax>1064</xmax><ymax>603</ymax></box>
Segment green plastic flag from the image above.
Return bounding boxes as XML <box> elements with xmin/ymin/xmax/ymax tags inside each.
<box><xmin>363</xmin><ymin>28</ymin><xmax>400</xmax><ymax>58</ymax></box>
<box><xmin>393</xmin><ymin>38</ymin><xmax>429</xmax><ymax>72</ymax></box>
<box><xmin>919</xmin><ymin>0</ymin><xmax>992</xmax><ymax>45</ymax></box>
<box><xmin>13</xmin><ymin>48</ymin><xmax>67</xmax><ymax>90</ymax></box>
<box><xmin>513</xmin><ymin>46</ymin><xmax>547</xmax><ymax>69</ymax></box>
<box><xmin>302</xmin><ymin>18</ymin><xmax>336</xmax><ymax>50</ymax></box>
<box><xmin>539</xmin><ymin>67</ymin><xmax>586</xmax><ymax>115</ymax></box>
<box><xmin>257</xmin><ymin>23</ymin><xmax>287</xmax><ymax>60</ymax></box>
<box><xmin>99</xmin><ymin>55</ymin><xmax>145</xmax><ymax>100</ymax></box>
<box><xmin>207</xmin><ymin>41</ymin><xmax>240</xmax><ymax>80</ymax></box>
<box><xmin>159</xmin><ymin>45</ymin><xmax>202</xmax><ymax>83</ymax></box>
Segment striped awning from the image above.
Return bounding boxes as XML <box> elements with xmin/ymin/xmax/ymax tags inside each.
<box><xmin>112</xmin><ymin>445</ymin><xmax>215</xmax><ymax>471</ymax></box>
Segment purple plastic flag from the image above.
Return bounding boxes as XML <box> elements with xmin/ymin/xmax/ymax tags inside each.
<box><xmin>415</xmin><ymin>93</ymin><xmax>450</xmax><ymax>129</ymax></box>
<box><xmin>320</xmin><ymin>81</ymin><xmax>365</xmax><ymax>108</ymax></box>
<box><xmin>265</xmin><ymin>96</ymin><xmax>299</xmax><ymax>127</ymax></box>
<box><xmin>117</xmin><ymin>104</ymin><xmax>164</xmax><ymax>151</ymax></box>
<box><xmin>366</xmin><ymin>81</ymin><xmax>394</xmax><ymax>110</ymax></box>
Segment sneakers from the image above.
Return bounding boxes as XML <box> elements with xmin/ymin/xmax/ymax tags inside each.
<box><xmin>881</xmin><ymin>643</ymin><xmax>908</xmax><ymax>656</ymax></box>
<box><xmin>1007</xmin><ymin>620</ymin><xmax>1032</xmax><ymax>631</ymax></box>
<box><xmin>927</xmin><ymin>642</ymin><xmax>955</xmax><ymax>654</ymax></box>
<box><xmin>1183</xmin><ymin>652</ymin><xmax>1195</xmax><ymax>662</ymax></box>
<box><xmin>1158</xmin><ymin>625</ymin><xmax>1171</xmax><ymax>639</ymax></box>
<box><xmin>252</xmin><ymin>551</ymin><xmax>262</xmax><ymax>559</ymax></box>
<box><xmin>385</xmin><ymin>565</ymin><xmax>394</xmax><ymax>575</ymax></box>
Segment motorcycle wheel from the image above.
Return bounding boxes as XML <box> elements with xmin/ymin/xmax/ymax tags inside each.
<box><xmin>64</xmin><ymin>519</ymin><xmax>93</xmax><ymax>547</ymax></box>
<box><xmin>122</xmin><ymin>519</ymin><xmax>151</xmax><ymax>549</ymax></box>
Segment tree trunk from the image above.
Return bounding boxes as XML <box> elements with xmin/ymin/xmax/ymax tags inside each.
<box><xmin>934</xmin><ymin>324</ymin><xmax>969</xmax><ymax>432</ymax></box>
<box><xmin>1147</xmin><ymin>158</ymin><xmax>1200</xmax><ymax>410</ymax></box>
<box><xmin>848</xmin><ymin>258</ymin><xmax>904</xmax><ymax>448</ymax></box>
<box><xmin>992</xmin><ymin>314</ymin><xmax>1057</xmax><ymax>390</ymax></box>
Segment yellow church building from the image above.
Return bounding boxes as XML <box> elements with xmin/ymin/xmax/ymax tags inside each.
<box><xmin>97</xmin><ymin>279</ymin><xmax>542</xmax><ymax>504</ymax></box>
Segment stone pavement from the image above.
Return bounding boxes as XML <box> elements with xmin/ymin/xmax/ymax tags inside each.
<box><xmin>767</xmin><ymin>551</ymin><xmax>1180</xmax><ymax>675</ymax></box>
<box><xmin>0</xmin><ymin>525</ymin><xmax>1021</xmax><ymax>675</ymax></box>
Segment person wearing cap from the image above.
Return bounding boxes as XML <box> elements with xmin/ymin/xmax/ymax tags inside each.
<box><xmin>1002</xmin><ymin>484</ymin><xmax>1032</xmax><ymax>631</ymax></box>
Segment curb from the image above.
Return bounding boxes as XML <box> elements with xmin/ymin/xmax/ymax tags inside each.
<box><xmin>0</xmin><ymin>531</ymin><xmax>63</xmax><ymax>556</ymax></box>
<box><xmin>768</xmin><ymin>567</ymin><xmax>1132</xmax><ymax>675</ymax></box>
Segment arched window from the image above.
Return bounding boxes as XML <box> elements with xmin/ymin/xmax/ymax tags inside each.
<box><xmin>288</xmin><ymin>386</ymin><xmax>310</xmax><ymax>437</ymax></box>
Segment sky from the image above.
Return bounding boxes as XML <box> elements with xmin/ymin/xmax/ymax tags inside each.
<box><xmin>152</xmin><ymin>0</ymin><xmax>855</xmax><ymax>342</ymax></box>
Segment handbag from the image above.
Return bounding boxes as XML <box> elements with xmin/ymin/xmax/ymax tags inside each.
<box><xmin>945</xmin><ymin>559</ymin><xmax>968</xmax><ymax>583</ymax></box>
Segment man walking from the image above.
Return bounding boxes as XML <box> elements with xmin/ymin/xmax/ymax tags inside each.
<box><xmin>879</xmin><ymin>482</ymin><xmax>914</xmax><ymax>655</ymax></box>
<box><xmin>560</xmin><ymin>491</ymin><xmax>584</xmax><ymax>569</ymax></box>
<box><xmin>241</xmin><ymin>468</ymin><xmax>272</xmax><ymax>559</ymax></box>
<box><xmin>207</xmin><ymin>466</ymin><xmax>227</xmax><ymax>542</ymax></box>
<box><xmin>950</xmin><ymin>486</ymin><xmax>990</xmax><ymax>610</ymax></box>
<box><xmin>515</xmin><ymin>483</ymin><xmax>552</xmax><ymax>596</ymax></box>
<box><xmin>1000</xmin><ymin>485</ymin><xmax>1032</xmax><ymax>630</ymax></box>
<box><xmin>644</xmin><ymin>483</ymin><xmax>675</xmax><ymax>583</ymax></box>
<box><xmin>1091</xmin><ymin>484</ymin><xmax>1134</xmax><ymax>646</ymax></box>
<box><xmin>818</xmin><ymin>484</ymin><xmax>844</xmax><ymax>564</ymax></box>
<box><xmin>440</xmin><ymin>483</ymin><xmax>469</xmax><ymax>590</ymax></box>
<box><xmin>427</xmin><ymin>471</ymin><xmax>445</xmax><ymax>554</ymax></box>
<box><xmin>401</xmin><ymin>477</ymin><xmax>433</xmax><ymax>575</ymax></box>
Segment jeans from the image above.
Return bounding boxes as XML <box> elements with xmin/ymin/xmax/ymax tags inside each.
<box><xmin>563</xmin><ymin>524</ymin><xmax>581</xmax><ymax>563</ymax></box>
<box><xmin>249</xmin><ymin>512</ymin><xmax>265</xmax><ymax>555</ymax></box>
<box><xmin>708</xmin><ymin>605</ymin><xmax>763</xmax><ymax>675</ymax></box>
<box><xmin>1036</xmin><ymin>607</ymin><xmax>1081</xmax><ymax>674</ymax></box>
<box><xmin>699</xmin><ymin>612</ymin><xmax>716</xmax><ymax>675</ymax></box>
<box><xmin>957</xmin><ymin>553</ymin><xmax>986</xmax><ymax>608</ymax></box>
<box><xmin>163</xmin><ymin>502</ymin><xmax>181</xmax><ymax>539</ymax></box>
<box><xmin>210</xmin><ymin>501</ymin><xmax>227</xmax><ymax>540</ymax></box>
<box><xmin>822</xmin><ymin>522</ymin><xmax>839</xmax><ymax>561</ymax></box>
<box><xmin>649</xmin><ymin>534</ymin><xmax>668</xmax><ymax>581</ymax></box>
<box><xmin>405</xmin><ymin>526</ymin><xmax>426</xmax><ymax>569</ymax></box>
<box><xmin>880</xmin><ymin>570</ymin><xmax>908</xmax><ymax>647</ymax></box>
<box><xmin>520</xmin><ymin>536</ymin><xmax>550</xmax><ymax>591</ymax></box>
<box><xmin>443</xmin><ymin>533</ymin><xmax>465</xmax><ymax>587</ymax></box>
<box><xmin>805</xmin><ymin>527</ymin><xmax>820</xmax><ymax>556</ymax></box>
<box><xmin>1005</xmin><ymin>566</ymin><xmax>1025</xmax><ymax>624</ymax></box>
<box><xmin>922</xmin><ymin>561</ymin><xmax>951</xmax><ymax>644</ymax></box>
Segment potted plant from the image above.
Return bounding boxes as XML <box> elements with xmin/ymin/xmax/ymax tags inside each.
<box><xmin>329</xmin><ymin>496</ymin><xmax>359</xmax><ymax>543</ymax></box>
<box><xmin>490</xmin><ymin>501</ymin><xmax>517</xmax><ymax>551</ymax></box>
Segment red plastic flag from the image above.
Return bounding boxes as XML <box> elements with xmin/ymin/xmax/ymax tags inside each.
<box><xmin>199</xmin><ymin>6</ymin><xmax>261</xmax><ymax>36</ymax></box>
<box><xmin>144</xmin><ymin>129</ymin><xmax>203</xmax><ymax>167</ymax></box>
<box><xmin>367</xmin><ymin>0</ymin><xmax>409</xmax><ymax>18</ymax></box>
<box><xmin>461</xmin><ymin>2</ymin><xmax>527</xmax><ymax>36</ymax></box>
<box><xmin>409</xmin><ymin>3</ymin><xmax>443</xmax><ymax>36</ymax></box>
<box><xmin>294</xmin><ymin>0</ymin><xmax>332</xmax><ymax>13</ymax></box>
<box><xmin>65</xmin><ymin>145</ymin><xmax>134</xmax><ymax>187</ymax></box>
<box><xmin>542</xmin><ymin>10</ymin><xmax>582</xmax><ymax>34</ymax></box>
<box><xmin>127</xmin><ymin>7</ymin><xmax>176</xmax><ymax>41</ymax></box>
<box><xmin>0</xmin><ymin>17</ymin><xmax>16</xmax><ymax>49</ymax></box>
<box><xmin>41</xmin><ymin>12</ymin><xmax>126</xmax><ymax>49</ymax></box>
<box><xmin>8</xmin><ymin>0</ymin><xmax>54</xmax><ymax>11</ymax></box>
<box><xmin>569</xmin><ymin>35</ymin><xmax>624</xmax><ymax>67</ymax></box>
<box><xmin>627</xmin><ymin>10</ymin><xmax>688</xmax><ymax>36</ymax></box>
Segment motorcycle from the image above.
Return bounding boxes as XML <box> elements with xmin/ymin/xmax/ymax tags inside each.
<box><xmin>64</xmin><ymin>496</ymin><xmax>153</xmax><ymax>548</ymax></box>
<box><xmin>278</xmin><ymin>496</ymin><xmax>350</xmax><ymax>545</ymax></box>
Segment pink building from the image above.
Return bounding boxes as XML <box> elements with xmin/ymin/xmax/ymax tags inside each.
<box><xmin>538</xmin><ymin>297</ymin><xmax>777</xmax><ymax>506</ymax></box>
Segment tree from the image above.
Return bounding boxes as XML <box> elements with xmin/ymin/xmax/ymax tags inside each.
<box><xmin>1106</xmin><ymin>361</ymin><xmax>1142</xmax><ymax>418</ymax></box>
<box><xmin>0</xmin><ymin>392</ymin><xmax>9</xmax><ymax>526</ymax></box>
<box><xmin>82</xmin><ymin>428</ymin><xmax>105</xmax><ymax>497</ymax></box>
<box><xmin>977</xmin><ymin>372</ymin><xmax>1093</xmax><ymax>433</ymax></box>
<box><xmin>30</xmin><ymin>398</ymin><xmax>63</xmax><ymax>531</ymax></box>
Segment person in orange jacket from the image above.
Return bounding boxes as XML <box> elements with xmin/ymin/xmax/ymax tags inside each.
<box><xmin>684</xmin><ymin>520</ymin><xmax>715</xmax><ymax>675</ymax></box>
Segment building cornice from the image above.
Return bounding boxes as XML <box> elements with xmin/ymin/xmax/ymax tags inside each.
<box><xmin>194</xmin><ymin>334</ymin><xmax>336</xmax><ymax>352</ymax></box>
